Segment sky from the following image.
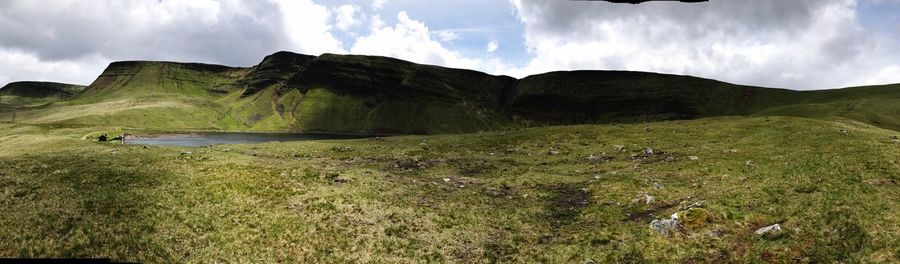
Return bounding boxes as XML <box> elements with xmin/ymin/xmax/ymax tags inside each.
<box><xmin>0</xmin><ymin>0</ymin><xmax>899</xmax><ymax>90</ymax></box>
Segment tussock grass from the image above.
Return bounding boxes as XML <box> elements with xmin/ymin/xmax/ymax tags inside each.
<box><xmin>0</xmin><ymin>116</ymin><xmax>897</xmax><ymax>262</ymax></box>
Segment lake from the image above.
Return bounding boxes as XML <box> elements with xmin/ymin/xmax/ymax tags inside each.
<box><xmin>125</xmin><ymin>132</ymin><xmax>376</xmax><ymax>147</ymax></box>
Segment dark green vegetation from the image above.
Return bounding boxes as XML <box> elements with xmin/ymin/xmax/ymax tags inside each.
<box><xmin>2</xmin><ymin>51</ymin><xmax>900</xmax><ymax>133</ymax></box>
<box><xmin>0</xmin><ymin>117</ymin><xmax>897</xmax><ymax>262</ymax></box>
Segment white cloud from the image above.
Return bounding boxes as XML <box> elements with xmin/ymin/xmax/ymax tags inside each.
<box><xmin>334</xmin><ymin>4</ymin><xmax>362</xmax><ymax>32</ymax></box>
<box><xmin>0</xmin><ymin>48</ymin><xmax>107</xmax><ymax>86</ymax></box>
<box><xmin>486</xmin><ymin>41</ymin><xmax>499</xmax><ymax>52</ymax></box>
<box><xmin>435</xmin><ymin>31</ymin><xmax>460</xmax><ymax>42</ymax></box>
<box><xmin>350</xmin><ymin>11</ymin><xmax>516</xmax><ymax>75</ymax></box>
<box><xmin>507</xmin><ymin>0</ymin><xmax>900</xmax><ymax>89</ymax></box>
<box><xmin>351</xmin><ymin>12</ymin><xmax>479</xmax><ymax>69</ymax></box>
<box><xmin>369</xmin><ymin>14</ymin><xmax>387</xmax><ymax>32</ymax></box>
<box><xmin>864</xmin><ymin>65</ymin><xmax>900</xmax><ymax>86</ymax></box>
<box><xmin>371</xmin><ymin>0</ymin><xmax>387</xmax><ymax>11</ymax></box>
<box><xmin>273</xmin><ymin>0</ymin><xmax>345</xmax><ymax>55</ymax></box>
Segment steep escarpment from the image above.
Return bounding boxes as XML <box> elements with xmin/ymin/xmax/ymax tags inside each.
<box><xmin>275</xmin><ymin>54</ymin><xmax>516</xmax><ymax>134</ymax></box>
<box><xmin>78</xmin><ymin>61</ymin><xmax>248</xmax><ymax>100</ymax></box>
<box><xmin>237</xmin><ymin>51</ymin><xmax>316</xmax><ymax>97</ymax></box>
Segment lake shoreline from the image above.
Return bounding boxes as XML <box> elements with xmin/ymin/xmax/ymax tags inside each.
<box><xmin>122</xmin><ymin>131</ymin><xmax>383</xmax><ymax>147</ymax></box>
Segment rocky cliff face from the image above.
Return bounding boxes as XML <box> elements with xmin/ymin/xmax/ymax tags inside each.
<box><xmin>238</xmin><ymin>51</ymin><xmax>316</xmax><ymax>97</ymax></box>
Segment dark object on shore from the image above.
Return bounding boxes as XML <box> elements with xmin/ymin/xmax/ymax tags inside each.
<box><xmin>98</xmin><ymin>134</ymin><xmax>108</xmax><ymax>142</ymax></box>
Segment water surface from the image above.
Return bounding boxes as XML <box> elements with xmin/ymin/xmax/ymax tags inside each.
<box><xmin>125</xmin><ymin>132</ymin><xmax>374</xmax><ymax>147</ymax></box>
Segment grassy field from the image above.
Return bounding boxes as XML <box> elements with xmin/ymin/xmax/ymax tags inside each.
<box><xmin>1</xmin><ymin>116</ymin><xmax>897</xmax><ymax>262</ymax></box>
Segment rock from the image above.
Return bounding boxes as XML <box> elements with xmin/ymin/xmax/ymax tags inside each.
<box><xmin>643</xmin><ymin>148</ymin><xmax>654</xmax><ymax>156</ymax></box>
<box><xmin>180</xmin><ymin>151</ymin><xmax>193</xmax><ymax>155</ymax></box>
<box><xmin>755</xmin><ymin>224</ymin><xmax>783</xmax><ymax>239</ymax></box>
<box><xmin>586</xmin><ymin>153</ymin><xmax>613</xmax><ymax>163</ymax></box>
<box><xmin>614</xmin><ymin>145</ymin><xmax>625</xmax><ymax>152</ymax></box>
<box><xmin>442</xmin><ymin>177</ymin><xmax>451</xmax><ymax>182</ymax></box>
<box><xmin>653</xmin><ymin>182</ymin><xmax>664</xmax><ymax>190</ymax></box>
<box><xmin>547</xmin><ymin>149</ymin><xmax>560</xmax><ymax>155</ymax></box>
<box><xmin>745</xmin><ymin>160</ymin><xmax>755</xmax><ymax>167</ymax></box>
<box><xmin>891</xmin><ymin>136</ymin><xmax>899</xmax><ymax>143</ymax></box>
<box><xmin>688</xmin><ymin>156</ymin><xmax>699</xmax><ymax>161</ymax></box>
<box><xmin>632</xmin><ymin>192</ymin><xmax>655</xmax><ymax>204</ymax></box>
<box><xmin>650</xmin><ymin>217</ymin><xmax>680</xmax><ymax>235</ymax></box>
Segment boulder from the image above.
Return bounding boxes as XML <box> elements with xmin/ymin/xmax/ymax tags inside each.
<box><xmin>755</xmin><ymin>223</ymin><xmax>783</xmax><ymax>239</ymax></box>
<box><xmin>650</xmin><ymin>217</ymin><xmax>680</xmax><ymax>235</ymax></box>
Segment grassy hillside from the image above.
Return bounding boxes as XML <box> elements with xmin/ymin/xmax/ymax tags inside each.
<box><xmin>3</xmin><ymin>51</ymin><xmax>900</xmax><ymax>133</ymax></box>
<box><xmin>0</xmin><ymin>62</ymin><xmax>253</xmax><ymax>130</ymax></box>
<box><xmin>0</xmin><ymin>82</ymin><xmax>86</xmax><ymax>111</ymax></box>
<box><xmin>0</xmin><ymin>81</ymin><xmax>85</xmax><ymax>99</ymax></box>
<box><xmin>753</xmin><ymin>83</ymin><xmax>900</xmax><ymax>131</ymax></box>
<box><xmin>0</xmin><ymin>116</ymin><xmax>897</xmax><ymax>262</ymax></box>
<box><xmin>512</xmin><ymin>71</ymin><xmax>900</xmax><ymax>131</ymax></box>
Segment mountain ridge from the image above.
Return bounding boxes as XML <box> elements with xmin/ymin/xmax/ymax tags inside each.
<box><xmin>3</xmin><ymin>51</ymin><xmax>900</xmax><ymax>133</ymax></box>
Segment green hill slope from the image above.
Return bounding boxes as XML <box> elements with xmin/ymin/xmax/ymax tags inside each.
<box><xmin>0</xmin><ymin>62</ymin><xmax>249</xmax><ymax>129</ymax></box>
<box><xmin>0</xmin><ymin>81</ymin><xmax>85</xmax><ymax>110</ymax></box>
<box><xmin>511</xmin><ymin>71</ymin><xmax>900</xmax><ymax>130</ymax></box>
<box><xmin>3</xmin><ymin>51</ymin><xmax>900</xmax><ymax>133</ymax></box>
